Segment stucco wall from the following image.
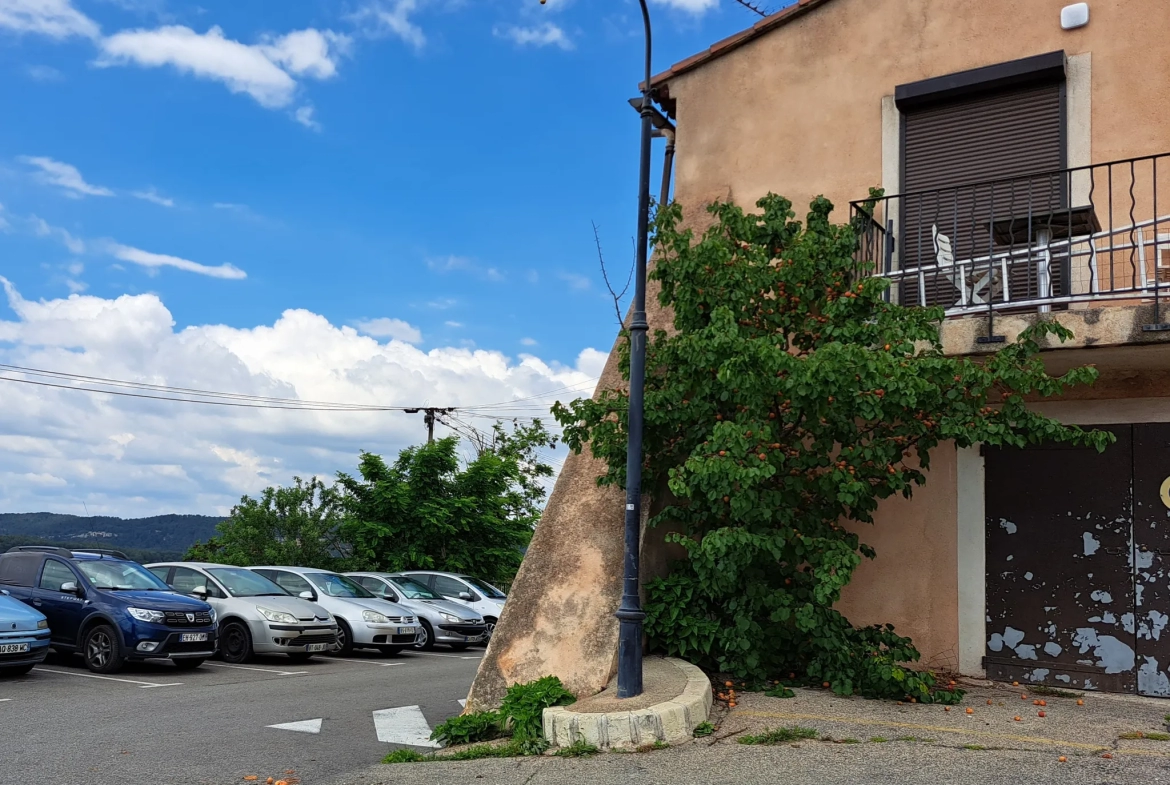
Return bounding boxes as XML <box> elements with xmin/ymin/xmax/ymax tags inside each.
<box><xmin>666</xmin><ymin>0</ymin><xmax>1170</xmax><ymax>223</ymax></box>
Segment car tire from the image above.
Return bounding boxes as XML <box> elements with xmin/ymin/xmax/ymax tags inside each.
<box><xmin>172</xmin><ymin>658</ymin><xmax>205</xmax><ymax>671</ymax></box>
<box><xmin>482</xmin><ymin>617</ymin><xmax>497</xmax><ymax>640</ymax></box>
<box><xmin>287</xmin><ymin>653</ymin><xmax>313</xmax><ymax>663</ymax></box>
<box><xmin>413</xmin><ymin>620</ymin><xmax>436</xmax><ymax>651</ymax></box>
<box><xmin>219</xmin><ymin>621</ymin><xmax>253</xmax><ymax>664</ymax></box>
<box><xmin>448</xmin><ymin>643</ymin><xmax>470</xmax><ymax>652</ymax></box>
<box><xmin>83</xmin><ymin>624</ymin><xmax>125</xmax><ymax>674</ymax></box>
<box><xmin>0</xmin><ymin>664</ymin><xmax>35</xmax><ymax>677</ymax></box>
<box><xmin>334</xmin><ymin>619</ymin><xmax>354</xmax><ymax>656</ymax></box>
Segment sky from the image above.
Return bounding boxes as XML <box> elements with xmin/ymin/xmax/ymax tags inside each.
<box><xmin>0</xmin><ymin>0</ymin><xmax>771</xmax><ymax>518</ymax></box>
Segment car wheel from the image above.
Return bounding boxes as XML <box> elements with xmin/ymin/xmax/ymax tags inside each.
<box><xmin>287</xmin><ymin>653</ymin><xmax>313</xmax><ymax>663</ymax></box>
<box><xmin>0</xmin><ymin>664</ymin><xmax>35</xmax><ymax>677</ymax></box>
<box><xmin>483</xmin><ymin>617</ymin><xmax>497</xmax><ymax>639</ymax></box>
<box><xmin>172</xmin><ymin>658</ymin><xmax>205</xmax><ymax>671</ymax></box>
<box><xmin>334</xmin><ymin>619</ymin><xmax>354</xmax><ymax>656</ymax></box>
<box><xmin>83</xmin><ymin>624</ymin><xmax>125</xmax><ymax>674</ymax></box>
<box><xmin>413</xmin><ymin>620</ymin><xmax>435</xmax><ymax>651</ymax></box>
<box><xmin>220</xmin><ymin>621</ymin><xmax>253</xmax><ymax>664</ymax></box>
<box><xmin>377</xmin><ymin>646</ymin><xmax>403</xmax><ymax>656</ymax></box>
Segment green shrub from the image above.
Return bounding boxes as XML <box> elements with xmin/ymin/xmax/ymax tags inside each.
<box><xmin>692</xmin><ymin>721</ymin><xmax>715</xmax><ymax>738</ymax></box>
<box><xmin>499</xmin><ymin>675</ymin><xmax>576</xmax><ymax>744</ymax></box>
<box><xmin>554</xmin><ymin>741</ymin><xmax>600</xmax><ymax>758</ymax></box>
<box><xmin>430</xmin><ymin>710</ymin><xmax>503</xmax><ymax>746</ymax></box>
<box><xmin>382</xmin><ymin>749</ymin><xmax>429</xmax><ymax>764</ymax></box>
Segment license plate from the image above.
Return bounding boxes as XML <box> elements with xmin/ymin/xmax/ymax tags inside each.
<box><xmin>179</xmin><ymin>633</ymin><xmax>207</xmax><ymax>643</ymax></box>
<box><xmin>396</xmin><ymin>627</ymin><xmax>412</xmax><ymax>635</ymax></box>
<box><xmin>306</xmin><ymin>643</ymin><xmax>328</xmax><ymax>652</ymax></box>
<box><xmin>0</xmin><ymin>643</ymin><xmax>29</xmax><ymax>654</ymax></box>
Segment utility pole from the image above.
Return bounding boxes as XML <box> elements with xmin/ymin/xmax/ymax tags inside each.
<box><xmin>405</xmin><ymin>408</ymin><xmax>452</xmax><ymax>443</ymax></box>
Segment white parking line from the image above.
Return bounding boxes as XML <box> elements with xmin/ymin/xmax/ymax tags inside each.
<box><xmin>34</xmin><ymin>668</ymin><xmax>182</xmax><ymax>689</ymax></box>
<box><xmin>0</xmin><ymin>698</ymin><xmax>11</xmax><ymax>702</ymax></box>
<box><xmin>203</xmin><ymin>663</ymin><xmax>308</xmax><ymax>676</ymax></box>
<box><xmin>322</xmin><ymin>658</ymin><xmax>404</xmax><ymax>667</ymax></box>
<box><xmin>407</xmin><ymin>652</ymin><xmax>482</xmax><ymax>660</ymax></box>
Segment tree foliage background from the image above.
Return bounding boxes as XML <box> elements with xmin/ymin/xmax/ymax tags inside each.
<box><xmin>186</xmin><ymin>420</ymin><xmax>554</xmax><ymax>587</ymax></box>
<box><xmin>555</xmin><ymin>195</ymin><xmax>1108</xmax><ymax>701</ymax></box>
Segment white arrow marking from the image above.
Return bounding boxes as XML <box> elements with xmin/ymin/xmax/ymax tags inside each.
<box><xmin>372</xmin><ymin>706</ymin><xmax>440</xmax><ymax>748</ymax></box>
<box><xmin>458</xmin><ymin>699</ymin><xmax>467</xmax><ymax>708</ymax></box>
<box><xmin>267</xmin><ymin>718</ymin><xmax>323</xmax><ymax>734</ymax></box>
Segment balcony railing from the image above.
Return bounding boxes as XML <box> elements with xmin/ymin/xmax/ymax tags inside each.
<box><xmin>850</xmin><ymin>153</ymin><xmax>1170</xmax><ymax>337</ymax></box>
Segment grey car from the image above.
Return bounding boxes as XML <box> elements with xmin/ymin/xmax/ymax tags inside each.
<box><xmin>345</xmin><ymin>572</ymin><xmax>486</xmax><ymax>651</ymax></box>
<box><xmin>147</xmin><ymin>562</ymin><xmax>338</xmax><ymax>663</ymax></box>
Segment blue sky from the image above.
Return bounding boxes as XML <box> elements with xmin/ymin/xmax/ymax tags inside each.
<box><xmin>0</xmin><ymin>0</ymin><xmax>772</xmax><ymax>517</ymax></box>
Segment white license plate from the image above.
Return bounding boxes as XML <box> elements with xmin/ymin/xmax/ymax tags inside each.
<box><xmin>179</xmin><ymin>633</ymin><xmax>208</xmax><ymax>643</ymax></box>
<box><xmin>0</xmin><ymin>643</ymin><xmax>30</xmax><ymax>654</ymax></box>
<box><xmin>306</xmin><ymin>643</ymin><xmax>328</xmax><ymax>652</ymax></box>
<box><xmin>396</xmin><ymin>627</ymin><xmax>412</xmax><ymax>635</ymax></box>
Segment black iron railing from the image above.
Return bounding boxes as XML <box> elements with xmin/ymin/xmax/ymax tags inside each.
<box><xmin>851</xmin><ymin>153</ymin><xmax>1170</xmax><ymax>336</ymax></box>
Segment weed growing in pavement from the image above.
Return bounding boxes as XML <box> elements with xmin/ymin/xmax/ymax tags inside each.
<box><xmin>692</xmin><ymin>722</ymin><xmax>716</xmax><ymax>738</ymax></box>
<box><xmin>634</xmin><ymin>741</ymin><xmax>670</xmax><ymax>753</ymax></box>
<box><xmin>840</xmin><ymin>738</ymin><xmax>861</xmax><ymax>744</ymax></box>
<box><xmin>1030</xmin><ymin>686</ymin><xmax>1080</xmax><ymax>699</ymax></box>
<box><xmin>382</xmin><ymin>749</ymin><xmax>429</xmax><ymax>764</ymax></box>
<box><xmin>894</xmin><ymin>736</ymin><xmax>934</xmax><ymax>743</ymax></box>
<box><xmin>500</xmin><ymin>675</ymin><xmax>576</xmax><ymax>745</ymax></box>
<box><xmin>870</xmin><ymin>737</ymin><xmax>888</xmax><ymax>743</ymax></box>
<box><xmin>430</xmin><ymin>710</ymin><xmax>504</xmax><ymax>746</ymax></box>
<box><xmin>764</xmin><ymin>685</ymin><xmax>796</xmax><ymax>699</ymax></box>
<box><xmin>1140</xmin><ymin>732</ymin><xmax>1170</xmax><ymax>741</ymax></box>
<box><xmin>738</xmin><ymin>726</ymin><xmax>819</xmax><ymax>745</ymax></box>
<box><xmin>554</xmin><ymin>742</ymin><xmax>600</xmax><ymax>758</ymax></box>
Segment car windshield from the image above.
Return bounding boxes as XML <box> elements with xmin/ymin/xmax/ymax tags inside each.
<box><xmin>207</xmin><ymin>568</ymin><xmax>289</xmax><ymax>598</ymax></box>
<box><xmin>306</xmin><ymin>572</ymin><xmax>375</xmax><ymax>598</ymax></box>
<box><xmin>390</xmin><ymin>576</ymin><xmax>442</xmax><ymax>600</ymax></box>
<box><xmin>461</xmin><ymin>576</ymin><xmax>506</xmax><ymax>599</ymax></box>
<box><xmin>76</xmin><ymin>560</ymin><xmax>170</xmax><ymax>591</ymax></box>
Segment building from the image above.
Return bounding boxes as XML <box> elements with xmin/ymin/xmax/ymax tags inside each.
<box><xmin>468</xmin><ymin>0</ymin><xmax>1170</xmax><ymax>708</ymax></box>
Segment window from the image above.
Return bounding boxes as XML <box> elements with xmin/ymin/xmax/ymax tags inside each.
<box><xmin>305</xmin><ymin>572</ymin><xmax>374</xmax><ymax>599</ymax></box>
<box><xmin>170</xmin><ymin>567</ymin><xmax>209</xmax><ymax>595</ymax></box>
<box><xmin>148</xmin><ymin>566</ymin><xmax>172</xmax><ymax>584</ymax></box>
<box><xmin>0</xmin><ymin>553</ymin><xmax>46</xmax><ymax>587</ymax></box>
<box><xmin>39</xmin><ymin>560</ymin><xmax>77</xmax><ymax>592</ymax></box>
<box><xmin>265</xmin><ymin>570</ymin><xmax>314</xmax><ymax>597</ymax></box>
<box><xmin>76</xmin><ymin>560</ymin><xmax>170</xmax><ymax>591</ymax></box>
<box><xmin>390</xmin><ymin>576</ymin><xmax>442</xmax><ymax>601</ymax></box>
<box><xmin>206</xmin><ymin>568</ymin><xmax>287</xmax><ymax>598</ymax></box>
<box><xmin>355</xmin><ymin>576</ymin><xmax>396</xmax><ymax>600</ymax></box>
<box><xmin>433</xmin><ymin>575</ymin><xmax>473</xmax><ymax>600</ymax></box>
<box><xmin>460</xmin><ymin>576</ymin><xmax>505</xmax><ymax>599</ymax></box>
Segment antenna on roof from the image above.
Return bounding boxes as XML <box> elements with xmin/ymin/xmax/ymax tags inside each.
<box><xmin>730</xmin><ymin>0</ymin><xmax>769</xmax><ymax>17</ymax></box>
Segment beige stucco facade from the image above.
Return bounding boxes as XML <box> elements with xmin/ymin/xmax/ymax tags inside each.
<box><xmin>469</xmin><ymin>0</ymin><xmax>1170</xmax><ymax>707</ymax></box>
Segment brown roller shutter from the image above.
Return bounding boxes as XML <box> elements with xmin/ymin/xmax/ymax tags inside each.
<box><xmin>900</xmin><ymin>82</ymin><xmax>1065</xmax><ymax>308</ymax></box>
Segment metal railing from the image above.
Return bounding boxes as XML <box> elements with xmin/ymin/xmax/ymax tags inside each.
<box><xmin>851</xmin><ymin>153</ymin><xmax>1170</xmax><ymax>338</ymax></box>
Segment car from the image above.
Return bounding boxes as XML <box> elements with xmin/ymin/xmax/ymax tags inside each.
<box><xmin>146</xmin><ymin>562</ymin><xmax>339</xmax><ymax>664</ymax></box>
<box><xmin>399</xmin><ymin>571</ymin><xmax>506</xmax><ymax>640</ymax></box>
<box><xmin>248</xmin><ymin>566</ymin><xmax>421</xmax><ymax>656</ymax></box>
<box><xmin>0</xmin><ymin>546</ymin><xmax>218</xmax><ymax>674</ymax></box>
<box><xmin>345</xmin><ymin>572</ymin><xmax>486</xmax><ymax>651</ymax></box>
<box><xmin>0</xmin><ymin>588</ymin><xmax>51</xmax><ymax>676</ymax></box>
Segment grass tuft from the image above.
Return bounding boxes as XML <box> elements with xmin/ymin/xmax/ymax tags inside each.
<box><xmin>554</xmin><ymin>742</ymin><xmax>600</xmax><ymax>758</ymax></box>
<box><xmin>692</xmin><ymin>722</ymin><xmax>716</xmax><ymax>738</ymax></box>
<box><xmin>739</xmin><ymin>726</ymin><xmax>819</xmax><ymax>745</ymax></box>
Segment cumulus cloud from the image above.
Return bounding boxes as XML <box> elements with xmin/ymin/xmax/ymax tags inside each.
<box><xmin>259</xmin><ymin>28</ymin><xmax>351</xmax><ymax>79</ymax></box>
<box><xmin>107</xmin><ymin>243</ymin><xmax>247</xmax><ymax>280</ymax></box>
<box><xmin>19</xmin><ymin>156</ymin><xmax>114</xmax><ymax>198</ymax></box>
<box><xmin>131</xmin><ymin>187</ymin><xmax>175</xmax><ymax>207</ymax></box>
<box><xmin>352</xmin><ymin>317</ymin><xmax>422</xmax><ymax>344</ymax></box>
<box><xmin>493</xmin><ymin>23</ymin><xmax>573</xmax><ymax>51</ymax></box>
<box><xmin>293</xmin><ymin>105</ymin><xmax>321</xmax><ymax>131</ymax></box>
<box><xmin>0</xmin><ymin>280</ymin><xmax>599</xmax><ymax>516</ymax></box>
<box><xmin>520</xmin><ymin>337</ymin><xmax>538</xmax><ymax>347</ymax></box>
<box><xmin>348</xmin><ymin>0</ymin><xmax>425</xmax><ymax>51</ymax></box>
<box><xmin>0</xmin><ymin>0</ymin><xmax>100</xmax><ymax>40</ymax></box>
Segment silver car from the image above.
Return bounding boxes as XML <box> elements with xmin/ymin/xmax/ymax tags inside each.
<box><xmin>249</xmin><ymin>566</ymin><xmax>421</xmax><ymax>655</ymax></box>
<box><xmin>345</xmin><ymin>572</ymin><xmax>487</xmax><ymax>651</ymax></box>
<box><xmin>147</xmin><ymin>562</ymin><xmax>338</xmax><ymax>663</ymax></box>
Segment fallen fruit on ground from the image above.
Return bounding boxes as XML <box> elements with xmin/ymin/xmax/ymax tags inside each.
<box><xmin>1102</xmin><ymin>753</ymin><xmax>1112</xmax><ymax>759</ymax></box>
<box><xmin>1076</xmin><ymin>699</ymin><xmax>1084</xmax><ymax>706</ymax></box>
<box><xmin>965</xmin><ymin>708</ymin><xmax>974</xmax><ymax>715</ymax></box>
<box><xmin>986</xmin><ymin>700</ymin><xmax>992</xmax><ymax>705</ymax></box>
<box><xmin>1039</xmin><ymin>700</ymin><xmax>1047</xmax><ymax>706</ymax></box>
<box><xmin>267</xmin><ymin>779</ymin><xmax>274</xmax><ymax>785</ymax></box>
<box><xmin>1038</xmin><ymin>711</ymin><xmax>1046</xmax><ymax>717</ymax></box>
<box><xmin>1014</xmin><ymin>716</ymin><xmax>1021</xmax><ymax>721</ymax></box>
<box><xmin>244</xmin><ymin>778</ymin><xmax>258</xmax><ymax>783</ymax></box>
<box><xmin>944</xmin><ymin>707</ymin><xmax>951</xmax><ymax>712</ymax></box>
<box><xmin>1058</xmin><ymin>756</ymin><xmax>1067</xmax><ymax>763</ymax></box>
<box><xmin>1012</xmin><ymin>681</ymin><xmax>1019</xmax><ymax>687</ymax></box>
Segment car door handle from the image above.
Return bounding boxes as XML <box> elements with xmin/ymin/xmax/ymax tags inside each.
<box><xmin>32</xmin><ymin>600</ymin><xmax>42</xmax><ymax>607</ymax></box>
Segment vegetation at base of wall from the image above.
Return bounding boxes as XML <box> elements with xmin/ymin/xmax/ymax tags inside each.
<box><xmin>554</xmin><ymin>741</ymin><xmax>601</xmax><ymax>758</ymax></box>
<box><xmin>555</xmin><ymin>193</ymin><xmax>1109</xmax><ymax>704</ymax></box>
<box><xmin>425</xmin><ymin>675</ymin><xmax>576</xmax><ymax>758</ymax></box>
<box><xmin>382</xmin><ymin>749</ymin><xmax>431</xmax><ymax>764</ymax></box>
<box><xmin>185</xmin><ymin>420</ymin><xmax>553</xmax><ymax>587</ymax></box>
<box><xmin>692</xmin><ymin>721</ymin><xmax>715</xmax><ymax>738</ymax></box>
<box><xmin>738</xmin><ymin>726</ymin><xmax>819</xmax><ymax>745</ymax></box>
<box><xmin>1029</xmin><ymin>685</ymin><xmax>1080</xmax><ymax>699</ymax></box>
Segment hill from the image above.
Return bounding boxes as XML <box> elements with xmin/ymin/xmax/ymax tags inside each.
<box><xmin>0</xmin><ymin>512</ymin><xmax>224</xmax><ymax>558</ymax></box>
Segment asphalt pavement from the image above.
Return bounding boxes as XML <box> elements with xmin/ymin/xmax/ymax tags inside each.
<box><xmin>0</xmin><ymin>648</ymin><xmax>480</xmax><ymax>785</ymax></box>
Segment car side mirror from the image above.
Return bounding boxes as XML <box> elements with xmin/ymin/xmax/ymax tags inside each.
<box><xmin>60</xmin><ymin>581</ymin><xmax>80</xmax><ymax>596</ymax></box>
<box><xmin>0</xmin><ymin>588</ymin><xmax>9</xmax><ymax>596</ymax></box>
<box><xmin>386</xmin><ymin>591</ymin><xmax>399</xmax><ymax>602</ymax></box>
<box><xmin>191</xmin><ymin>586</ymin><xmax>209</xmax><ymax>600</ymax></box>
<box><xmin>299</xmin><ymin>590</ymin><xmax>316</xmax><ymax>601</ymax></box>
<box><xmin>458</xmin><ymin>591</ymin><xmax>472</xmax><ymax>601</ymax></box>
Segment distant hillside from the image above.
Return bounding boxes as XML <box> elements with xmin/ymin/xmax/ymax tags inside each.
<box><xmin>0</xmin><ymin>512</ymin><xmax>224</xmax><ymax>556</ymax></box>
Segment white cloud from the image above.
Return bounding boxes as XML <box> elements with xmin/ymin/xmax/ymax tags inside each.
<box><xmin>294</xmin><ymin>105</ymin><xmax>321</xmax><ymax>131</ymax></box>
<box><xmin>132</xmin><ymin>187</ymin><xmax>175</xmax><ymax>207</ymax></box>
<box><xmin>0</xmin><ymin>0</ymin><xmax>100</xmax><ymax>40</ymax></box>
<box><xmin>107</xmin><ymin>243</ymin><xmax>247</xmax><ymax>280</ymax></box>
<box><xmin>427</xmin><ymin>255</ymin><xmax>503</xmax><ymax>281</ymax></box>
<box><xmin>520</xmin><ymin>337</ymin><xmax>538</xmax><ymax>346</ymax></box>
<box><xmin>0</xmin><ymin>279</ymin><xmax>599</xmax><ymax>515</ymax></box>
<box><xmin>348</xmin><ymin>0</ymin><xmax>425</xmax><ymax>51</ymax></box>
<box><xmin>493</xmin><ymin>23</ymin><xmax>573</xmax><ymax>50</ymax></box>
<box><xmin>19</xmin><ymin>156</ymin><xmax>114</xmax><ymax>198</ymax></box>
<box><xmin>25</xmin><ymin>64</ymin><xmax>64</xmax><ymax>81</ymax></box>
<box><xmin>444</xmin><ymin>321</ymin><xmax>463</xmax><ymax>328</ymax></box>
<box><xmin>352</xmin><ymin>317</ymin><xmax>422</xmax><ymax>344</ymax></box>
<box><xmin>559</xmin><ymin>272</ymin><xmax>592</xmax><ymax>291</ymax></box>
<box><xmin>650</xmin><ymin>0</ymin><xmax>719</xmax><ymax>12</ymax></box>
<box><xmin>31</xmin><ymin>216</ymin><xmax>86</xmax><ymax>254</ymax></box>
<box><xmin>259</xmin><ymin>28</ymin><xmax>350</xmax><ymax>79</ymax></box>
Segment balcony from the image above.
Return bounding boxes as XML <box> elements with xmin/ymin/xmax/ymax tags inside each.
<box><xmin>850</xmin><ymin>153</ymin><xmax>1170</xmax><ymax>339</ymax></box>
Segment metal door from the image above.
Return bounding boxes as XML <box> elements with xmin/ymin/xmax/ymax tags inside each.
<box><xmin>984</xmin><ymin>427</ymin><xmax>1137</xmax><ymax>692</ymax></box>
<box><xmin>1132</xmin><ymin>424</ymin><xmax>1170</xmax><ymax>697</ymax></box>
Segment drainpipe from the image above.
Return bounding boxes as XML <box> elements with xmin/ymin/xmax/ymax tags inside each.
<box><xmin>656</xmin><ymin>126</ymin><xmax>676</xmax><ymax>208</ymax></box>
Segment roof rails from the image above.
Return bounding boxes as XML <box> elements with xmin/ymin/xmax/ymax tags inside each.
<box><xmin>8</xmin><ymin>545</ymin><xmax>74</xmax><ymax>557</ymax></box>
<box><xmin>73</xmin><ymin>549</ymin><xmax>131</xmax><ymax>560</ymax></box>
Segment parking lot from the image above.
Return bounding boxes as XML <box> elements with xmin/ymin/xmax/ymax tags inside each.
<box><xmin>0</xmin><ymin>648</ymin><xmax>481</xmax><ymax>785</ymax></box>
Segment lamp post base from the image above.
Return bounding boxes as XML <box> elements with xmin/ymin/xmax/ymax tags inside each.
<box><xmin>616</xmin><ymin>608</ymin><xmax>647</xmax><ymax>699</ymax></box>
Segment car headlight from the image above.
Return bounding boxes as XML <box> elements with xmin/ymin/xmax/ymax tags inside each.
<box><xmin>257</xmin><ymin>606</ymin><xmax>297</xmax><ymax>624</ymax></box>
<box><xmin>37</xmin><ymin>619</ymin><xmax>49</xmax><ymax>629</ymax></box>
<box><xmin>127</xmin><ymin>607</ymin><xmax>166</xmax><ymax>623</ymax></box>
<box><xmin>439</xmin><ymin>612</ymin><xmax>459</xmax><ymax>623</ymax></box>
<box><xmin>208</xmin><ymin>607</ymin><xmax>217</xmax><ymax>623</ymax></box>
<box><xmin>362</xmin><ymin>610</ymin><xmax>390</xmax><ymax>624</ymax></box>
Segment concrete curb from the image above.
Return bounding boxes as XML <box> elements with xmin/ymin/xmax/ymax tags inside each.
<box><xmin>543</xmin><ymin>658</ymin><xmax>712</xmax><ymax>749</ymax></box>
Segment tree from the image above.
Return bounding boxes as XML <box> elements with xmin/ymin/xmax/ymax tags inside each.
<box><xmin>338</xmin><ymin>420</ymin><xmax>555</xmax><ymax>586</ymax></box>
<box><xmin>554</xmin><ymin>194</ymin><xmax>1109</xmax><ymax>701</ymax></box>
<box><xmin>185</xmin><ymin>476</ymin><xmax>348</xmax><ymax>569</ymax></box>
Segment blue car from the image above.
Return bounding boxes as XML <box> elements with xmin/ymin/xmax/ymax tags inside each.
<box><xmin>0</xmin><ymin>546</ymin><xmax>218</xmax><ymax>673</ymax></box>
<box><xmin>0</xmin><ymin>588</ymin><xmax>50</xmax><ymax>676</ymax></box>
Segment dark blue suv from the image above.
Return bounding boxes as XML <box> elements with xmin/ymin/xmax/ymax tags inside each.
<box><xmin>0</xmin><ymin>547</ymin><xmax>218</xmax><ymax>673</ymax></box>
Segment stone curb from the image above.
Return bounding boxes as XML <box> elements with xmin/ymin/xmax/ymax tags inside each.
<box><xmin>542</xmin><ymin>658</ymin><xmax>712</xmax><ymax>750</ymax></box>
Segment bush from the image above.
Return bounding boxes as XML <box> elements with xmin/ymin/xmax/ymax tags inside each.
<box><xmin>430</xmin><ymin>710</ymin><xmax>503</xmax><ymax>746</ymax></box>
<box><xmin>499</xmin><ymin>675</ymin><xmax>576</xmax><ymax>744</ymax></box>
